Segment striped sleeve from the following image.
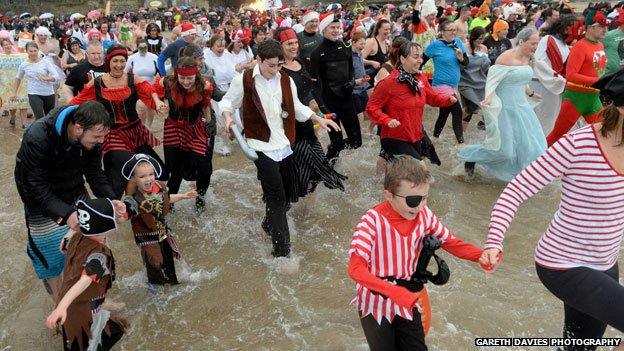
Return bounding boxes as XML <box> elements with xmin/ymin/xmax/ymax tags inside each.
<box><xmin>349</xmin><ymin>210</ymin><xmax>378</xmax><ymax>262</ymax></box>
<box><xmin>423</xmin><ymin>206</ymin><xmax>451</xmax><ymax>242</ymax></box>
<box><xmin>485</xmin><ymin>133</ymin><xmax>577</xmax><ymax>250</ymax></box>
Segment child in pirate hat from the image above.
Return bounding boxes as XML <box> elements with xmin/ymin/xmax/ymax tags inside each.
<box><xmin>46</xmin><ymin>198</ymin><xmax>128</xmax><ymax>351</ymax></box>
<box><xmin>121</xmin><ymin>153</ymin><xmax>196</xmax><ymax>287</ymax></box>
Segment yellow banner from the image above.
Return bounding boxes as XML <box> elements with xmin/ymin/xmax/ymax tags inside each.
<box><xmin>0</xmin><ymin>53</ymin><xmax>29</xmax><ymax>110</ymax></box>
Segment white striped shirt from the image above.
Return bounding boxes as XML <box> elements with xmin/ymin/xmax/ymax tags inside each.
<box><xmin>486</xmin><ymin>125</ymin><xmax>624</xmax><ymax>270</ymax></box>
<box><xmin>349</xmin><ymin>205</ymin><xmax>452</xmax><ymax>324</ymax></box>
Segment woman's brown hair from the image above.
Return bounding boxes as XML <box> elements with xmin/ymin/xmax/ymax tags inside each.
<box><xmin>168</xmin><ymin>56</ymin><xmax>205</xmax><ymax>104</ymax></box>
<box><xmin>600</xmin><ymin>103</ymin><xmax>624</xmax><ymax>146</ymax></box>
<box><xmin>208</xmin><ymin>34</ymin><xmax>225</xmax><ymax>48</ymax></box>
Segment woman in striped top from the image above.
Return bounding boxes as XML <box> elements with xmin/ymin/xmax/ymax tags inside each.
<box><xmin>348</xmin><ymin>156</ymin><xmax>487</xmax><ymax>350</ymax></box>
<box><xmin>480</xmin><ymin>69</ymin><xmax>624</xmax><ymax>343</ymax></box>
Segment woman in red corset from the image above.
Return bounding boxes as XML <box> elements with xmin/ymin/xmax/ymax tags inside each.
<box><xmin>69</xmin><ymin>44</ymin><xmax>168</xmax><ymax>198</ymax></box>
<box><xmin>153</xmin><ymin>57</ymin><xmax>215</xmax><ymax>212</ymax></box>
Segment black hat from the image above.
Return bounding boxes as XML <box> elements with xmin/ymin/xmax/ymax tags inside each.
<box><xmin>121</xmin><ymin>153</ymin><xmax>163</xmax><ymax>180</ymax></box>
<box><xmin>593</xmin><ymin>68</ymin><xmax>624</xmax><ymax>106</ymax></box>
<box><xmin>76</xmin><ymin>198</ymin><xmax>117</xmax><ymax>236</ymax></box>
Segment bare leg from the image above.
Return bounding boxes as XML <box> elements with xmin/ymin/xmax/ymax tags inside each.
<box><xmin>19</xmin><ymin>109</ymin><xmax>28</xmax><ymax>128</ymax></box>
<box><xmin>302</xmin><ymin>191</ymin><xmax>317</xmax><ymax>216</ymax></box>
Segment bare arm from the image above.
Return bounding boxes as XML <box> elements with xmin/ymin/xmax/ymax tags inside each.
<box><xmin>45</xmin><ymin>275</ymin><xmax>91</xmax><ymax>329</ymax></box>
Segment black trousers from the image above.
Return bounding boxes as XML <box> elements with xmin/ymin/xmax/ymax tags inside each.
<box><xmin>143</xmin><ymin>240</ymin><xmax>179</xmax><ymax>285</ymax></box>
<box><xmin>323</xmin><ymin>92</ymin><xmax>362</xmax><ymax>160</ymax></box>
<box><xmin>104</xmin><ymin>146</ymin><xmax>167</xmax><ymax>199</ymax></box>
<box><xmin>381</xmin><ymin>138</ymin><xmax>424</xmax><ymax>160</ymax></box>
<box><xmin>359</xmin><ymin>309</ymin><xmax>427</xmax><ymax>351</ymax></box>
<box><xmin>254</xmin><ymin>152</ymin><xmax>293</xmax><ymax>257</ymax></box>
<box><xmin>536</xmin><ymin>263</ymin><xmax>624</xmax><ymax>350</ymax></box>
<box><xmin>433</xmin><ymin>101</ymin><xmax>463</xmax><ymax>143</ymax></box>
<box><xmin>28</xmin><ymin>94</ymin><xmax>55</xmax><ymax>119</ymax></box>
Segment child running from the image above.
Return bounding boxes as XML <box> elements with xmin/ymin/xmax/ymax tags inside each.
<box><xmin>121</xmin><ymin>153</ymin><xmax>197</xmax><ymax>286</ymax></box>
<box><xmin>347</xmin><ymin>156</ymin><xmax>490</xmax><ymax>350</ymax></box>
<box><xmin>45</xmin><ymin>198</ymin><xmax>128</xmax><ymax>351</ymax></box>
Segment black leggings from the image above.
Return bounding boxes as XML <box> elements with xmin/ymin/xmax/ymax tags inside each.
<box><xmin>323</xmin><ymin>92</ymin><xmax>362</xmax><ymax>160</ymax></box>
<box><xmin>536</xmin><ymin>263</ymin><xmax>624</xmax><ymax>349</ymax></box>
<box><xmin>433</xmin><ymin>101</ymin><xmax>463</xmax><ymax>143</ymax></box>
<box><xmin>166</xmin><ymin>136</ymin><xmax>215</xmax><ymax>197</ymax></box>
<box><xmin>28</xmin><ymin>94</ymin><xmax>55</xmax><ymax>119</ymax></box>
<box><xmin>359</xmin><ymin>309</ymin><xmax>427</xmax><ymax>351</ymax></box>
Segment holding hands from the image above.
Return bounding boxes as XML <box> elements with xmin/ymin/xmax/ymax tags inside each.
<box><xmin>479</xmin><ymin>248</ymin><xmax>503</xmax><ymax>273</ymax></box>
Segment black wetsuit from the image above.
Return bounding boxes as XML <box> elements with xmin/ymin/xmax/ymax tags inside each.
<box><xmin>310</xmin><ymin>38</ymin><xmax>361</xmax><ymax>161</ymax></box>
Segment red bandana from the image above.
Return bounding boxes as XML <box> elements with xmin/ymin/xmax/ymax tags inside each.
<box><xmin>175</xmin><ymin>66</ymin><xmax>199</xmax><ymax>76</ymax></box>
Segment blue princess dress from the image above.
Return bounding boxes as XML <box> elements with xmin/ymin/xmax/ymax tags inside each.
<box><xmin>459</xmin><ymin>65</ymin><xmax>547</xmax><ymax>181</ymax></box>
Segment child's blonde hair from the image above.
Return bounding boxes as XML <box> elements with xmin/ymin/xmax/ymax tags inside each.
<box><xmin>383</xmin><ymin>156</ymin><xmax>431</xmax><ymax>193</ymax></box>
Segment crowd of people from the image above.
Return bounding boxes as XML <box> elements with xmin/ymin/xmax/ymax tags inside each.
<box><xmin>2</xmin><ymin>0</ymin><xmax>624</xmax><ymax>349</ymax></box>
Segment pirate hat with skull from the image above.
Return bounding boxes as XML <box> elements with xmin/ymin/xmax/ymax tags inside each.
<box><xmin>121</xmin><ymin>153</ymin><xmax>163</xmax><ymax>181</ymax></box>
<box><xmin>75</xmin><ymin>198</ymin><xmax>118</xmax><ymax>236</ymax></box>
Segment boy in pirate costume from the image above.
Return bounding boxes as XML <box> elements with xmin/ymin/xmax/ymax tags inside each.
<box><xmin>122</xmin><ymin>154</ymin><xmax>197</xmax><ymax>286</ymax></box>
<box><xmin>546</xmin><ymin>10</ymin><xmax>608</xmax><ymax>146</ymax></box>
<box><xmin>347</xmin><ymin>156</ymin><xmax>493</xmax><ymax>350</ymax></box>
<box><xmin>46</xmin><ymin>198</ymin><xmax>128</xmax><ymax>351</ymax></box>
<box><xmin>220</xmin><ymin>39</ymin><xmax>339</xmax><ymax>257</ymax></box>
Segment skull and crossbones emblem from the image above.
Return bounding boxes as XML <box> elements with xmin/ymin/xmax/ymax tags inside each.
<box><xmin>77</xmin><ymin>209</ymin><xmax>91</xmax><ymax>231</ymax></box>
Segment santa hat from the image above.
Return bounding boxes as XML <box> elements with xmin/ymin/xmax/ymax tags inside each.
<box><xmin>615</xmin><ymin>8</ymin><xmax>624</xmax><ymax>27</ymax></box>
<box><xmin>121</xmin><ymin>153</ymin><xmax>163</xmax><ymax>181</ymax></box>
<box><xmin>180</xmin><ymin>22</ymin><xmax>196</xmax><ymax>37</ymax></box>
<box><xmin>75</xmin><ymin>198</ymin><xmax>118</xmax><ymax>236</ymax></box>
<box><xmin>198</xmin><ymin>16</ymin><xmax>208</xmax><ymax>22</ymax></box>
<box><xmin>444</xmin><ymin>5</ymin><xmax>455</xmax><ymax>16</ymax></box>
<box><xmin>280</xmin><ymin>3</ymin><xmax>290</xmax><ymax>13</ymax></box>
<box><xmin>585</xmin><ymin>9</ymin><xmax>607</xmax><ymax>26</ymax></box>
<box><xmin>302</xmin><ymin>9</ymin><xmax>319</xmax><ymax>25</ymax></box>
<box><xmin>319</xmin><ymin>12</ymin><xmax>336</xmax><ymax>34</ymax></box>
<box><xmin>420</xmin><ymin>0</ymin><xmax>437</xmax><ymax>18</ymax></box>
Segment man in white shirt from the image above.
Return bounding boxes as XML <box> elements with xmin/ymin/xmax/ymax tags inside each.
<box><xmin>220</xmin><ymin>39</ymin><xmax>339</xmax><ymax>258</ymax></box>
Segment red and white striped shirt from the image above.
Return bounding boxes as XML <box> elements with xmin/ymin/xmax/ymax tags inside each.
<box><xmin>486</xmin><ymin>125</ymin><xmax>624</xmax><ymax>271</ymax></box>
<box><xmin>349</xmin><ymin>204</ymin><xmax>452</xmax><ymax>324</ymax></box>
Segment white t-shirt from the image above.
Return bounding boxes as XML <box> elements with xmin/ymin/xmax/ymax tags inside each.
<box><xmin>125</xmin><ymin>52</ymin><xmax>159</xmax><ymax>83</ymax></box>
<box><xmin>203</xmin><ymin>48</ymin><xmax>238</xmax><ymax>91</ymax></box>
<box><xmin>229</xmin><ymin>48</ymin><xmax>253</xmax><ymax>66</ymax></box>
<box><xmin>16</xmin><ymin>58</ymin><xmax>60</xmax><ymax>96</ymax></box>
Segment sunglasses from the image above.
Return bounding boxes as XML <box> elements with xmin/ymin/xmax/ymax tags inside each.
<box><xmin>392</xmin><ymin>193</ymin><xmax>426</xmax><ymax>208</ymax></box>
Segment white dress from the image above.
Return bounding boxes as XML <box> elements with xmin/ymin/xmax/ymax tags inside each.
<box><xmin>531</xmin><ymin>35</ymin><xmax>570</xmax><ymax>135</ymax></box>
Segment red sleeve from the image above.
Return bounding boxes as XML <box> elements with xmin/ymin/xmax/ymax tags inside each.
<box><xmin>366</xmin><ymin>79</ymin><xmax>393</xmax><ymax>127</ymax></box>
<box><xmin>423</xmin><ymin>78</ymin><xmax>453</xmax><ymax>108</ymax></box>
<box><xmin>153</xmin><ymin>76</ymin><xmax>165</xmax><ymax>99</ymax></box>
<box><xmin>347</xmin><ymin>254</ymin><xmax>420</xmax><ymax>309</ymax></box>
<box><xmin>68</xmin><ymin>84</ymin><xmax>96</xmax><ymax>105</ymax></box>
<box><xmin>81</xmin><ymin>268</ymin><xmax>100</xmax><ymax>283</ymax></box>
<box><xmin>565</xmin><ymin>43</ymin><xmax>599</xmax><ymax>85</ymax></box>
<box><xmin>441</xmin><ymin>236</ymin><xmax>483</xmax><ymax>262</ymax></box>
<box><xmin>136</xmin><ymin>80</ymin><xmax>157</xmax><ymax>110</ymax></box>
<box><xmin>204</xmin><ymin>80</ymin><xmax>214</xmax><ymax>107</ymax></box>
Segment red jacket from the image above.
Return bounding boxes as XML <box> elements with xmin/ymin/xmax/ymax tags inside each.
<box><xmin>366</xmin><ymin>69</ymin><xmax>452</xmax><ymax>143</ymax></box>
